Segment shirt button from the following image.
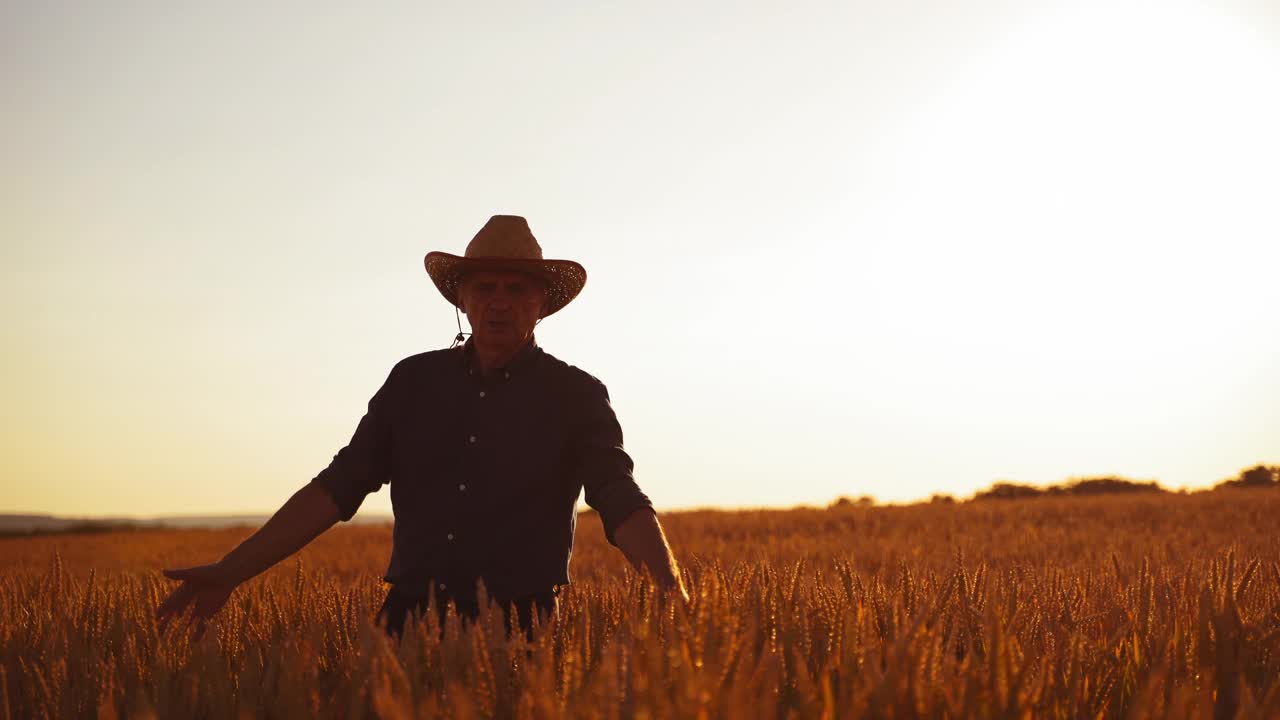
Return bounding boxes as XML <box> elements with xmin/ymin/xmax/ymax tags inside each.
<box><xmin>468</xmin><ymin>435</ymin><xmax>477</xmax><ymax>444</ymax></box>
<box><xmin>438</xmin><ymin>582</ymin><xmax>447</xmax><ymax>591</ymax></box>
<box><xmin>479</xmin><ymin>391</ymin><xmax>486</xmax><ymax>398</ymax></box>
<box><xmin>503</xmin><ymin>371</ymin><xmax>511</xmax><ymax>380</ymax></box>
<box><xmin>458</xmin><ymin>483</ymin><xmax>466</xmax><ymax>492</ymax></box>
<box><xmin>447</xmin><ymin>532</ymin><xmax>454</xmax><ymax>541</ymax></box>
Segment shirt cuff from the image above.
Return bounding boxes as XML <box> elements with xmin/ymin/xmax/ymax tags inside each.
<box><xmin>598</xmin><ymin>497</ymin><xmax>654</xmax><ymax>547</ymax></box>
<box><xmin>310</xmin><ymin>464</ymin><xmax>364</xmax><ymax>522</ymax></box>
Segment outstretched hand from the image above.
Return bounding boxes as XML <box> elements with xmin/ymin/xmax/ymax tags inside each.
<box><xmin>155</xmin><ymin>562</ymin><xmax>238</xmax><ymax>640</ymax></box>
<box><xmin>671</xmin><ymin>579</ymin><xmax>691</xmax><ymax>606</ymax></box>
<box><xmin>657</xmin><ymin>574</ymin><xmax>691</xmax><ymax>608</ymax></box>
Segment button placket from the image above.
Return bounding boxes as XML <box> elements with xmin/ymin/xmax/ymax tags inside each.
<box><xmin>456</xmin><ymin>366</ymin><xmax>489</xmax><ymax>521</ymax></box>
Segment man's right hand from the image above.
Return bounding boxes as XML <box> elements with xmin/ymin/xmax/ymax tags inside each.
<box><xmin>155</xmin><ymin>562</ymin><xmax>239</xmax><ymax>638</ymax></box>
<box><xmin>153</xmin><ymin>482</ymin><xmax>342</xmax><ymax>639</ymax></box>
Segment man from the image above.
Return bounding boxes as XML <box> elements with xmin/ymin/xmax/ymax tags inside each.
<box><xmin>156</xmin><ymin>215</ymin><xmax>687</xmax><ymax>639</ymax></box>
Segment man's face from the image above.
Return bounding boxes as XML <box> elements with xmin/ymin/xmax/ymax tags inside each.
<box><xmin>458</xmin><ymin>270</ymin><xmax>548</xmax><ymax>351</ymax></box>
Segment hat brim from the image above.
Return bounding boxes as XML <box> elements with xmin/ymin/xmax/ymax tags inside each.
<box><xmin>424</xmin><ymin>252</ymin><xmax>587</xmax><ymax>318</ymax></box>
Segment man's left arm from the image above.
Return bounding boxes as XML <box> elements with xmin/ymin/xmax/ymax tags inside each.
<box><xmin>613</xmin><ymin>507</ymin><xmax>688</xmax><ymax>600</ymax></box>
<box><xmin>574</xmin><ymin>377</ymin><xmax>688</xmax><ymax>601</ymax></box>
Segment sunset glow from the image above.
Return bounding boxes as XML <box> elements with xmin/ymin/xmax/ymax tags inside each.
<box><xmin>3</xmin><ymin>0</ymin><xmax>1277</xmax><ymax>517</ymax></box>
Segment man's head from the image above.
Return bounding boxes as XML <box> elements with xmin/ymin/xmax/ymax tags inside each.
<box><xmin>458</xmin><ymin>270</ymin><xmax>549</xmax><ymax>356</ymax></box>
<box><xmin>424</xmin><ymin>215</ymin><xmax>587</xmax><ymax>322</ymax></box>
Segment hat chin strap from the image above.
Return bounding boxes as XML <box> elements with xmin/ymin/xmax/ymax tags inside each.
<box><xmin>451</xmin><ymin>306</ymin><xmax>471</xmax><ymax>349</ymax></box>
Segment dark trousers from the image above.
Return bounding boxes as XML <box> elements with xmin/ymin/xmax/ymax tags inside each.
<box><xmin>376</xmin><ymin>583</ymin><xmax>557</xmax><ymax>641</ymax></box>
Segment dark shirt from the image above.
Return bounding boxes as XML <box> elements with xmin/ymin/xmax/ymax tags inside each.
<box><xmin>310</xmin><ymin>337</ymin><xmax>652</xmax><ymax>599</ymax></box>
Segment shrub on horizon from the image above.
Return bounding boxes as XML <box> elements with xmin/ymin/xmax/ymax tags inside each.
<box><xmin>1216</xmin><ymin>464</ymin><xmax>1280</xmax><ymax>490</ymax></box>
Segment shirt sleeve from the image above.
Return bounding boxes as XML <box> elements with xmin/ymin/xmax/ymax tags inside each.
<box><xmin>573</xmin><ymin>377</ymin><xmax>653</xmax><ymax>546</ymax></box>
<box><xmin>309</xmin><ymin>362</ymin><xmax>400</xmax><ymax>521</ymax></box>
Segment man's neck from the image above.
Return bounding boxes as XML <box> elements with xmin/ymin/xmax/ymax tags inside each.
<box><xmin>471</xmin><ymin>336</ymin><xmax>533</xmax><ymax>376</ymax></box>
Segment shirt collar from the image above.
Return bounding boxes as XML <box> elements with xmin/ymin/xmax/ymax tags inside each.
<box><xmin>457</xmin><ymin>335</ymin><xmax>541</xmax><ymax>379</ymax></box>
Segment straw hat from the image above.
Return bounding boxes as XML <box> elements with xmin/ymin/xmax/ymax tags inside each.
<box><xmin>424</xmin><ymin>215</ymin><xmax>587</xmax><ymax>318</ymax></box>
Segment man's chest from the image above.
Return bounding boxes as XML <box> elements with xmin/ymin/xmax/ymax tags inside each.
<box><xmin>388</xmin><ymin>377</ymin><xmax>577</xmax><ymax>482</ymax></box>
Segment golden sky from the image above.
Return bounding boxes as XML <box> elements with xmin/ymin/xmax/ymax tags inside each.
<box><xmin>3</xmin><ymin>0</ymin><xmax>1278</xmax><ymax>517</ymax></box>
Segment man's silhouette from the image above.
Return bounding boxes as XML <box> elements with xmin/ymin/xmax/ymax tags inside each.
<box><xmin>156</xmin><ymin>215</ymin><xmax>687</xmax><ymax>639</ymax></box>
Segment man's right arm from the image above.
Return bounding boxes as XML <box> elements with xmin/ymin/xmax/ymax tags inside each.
<box><xmin>155</xmin><ymin>482</ymin><xmax>343</xmax><ymax>634</ymax></box>
<box><xmin>218</xmin><ymin>482</ymin><xmax>342</xmax><ymax>585</ymax></box>
<box><xmin>157</xmin><ymin>360</ymin><xmax>401</xmax><ymax>633</ymax></box>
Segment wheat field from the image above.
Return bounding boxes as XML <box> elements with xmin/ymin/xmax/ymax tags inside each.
<box><xmin>2</xmin><ymin>489</ymin><xmax>1278</xmax><ymax>719</ymax></box>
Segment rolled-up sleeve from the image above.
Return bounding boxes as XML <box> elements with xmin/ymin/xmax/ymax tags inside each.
<box><xmin>310</xmin><ymin>363</ymin><xmax>399</xmax><ymax>521</ymax></box>
<box><xmin>573</xmin><ymin>378</ymin><xmax>652</xmax><ymax>546</ymax></box>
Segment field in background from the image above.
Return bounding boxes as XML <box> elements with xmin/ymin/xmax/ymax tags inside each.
<box><xmin>2</xmin><ymin>489</ymin><xmax>1279</xmax><ymax>718</ymax></box>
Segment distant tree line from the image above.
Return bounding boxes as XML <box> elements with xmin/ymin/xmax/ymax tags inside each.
<box><xmin>829</xmin><ymin>463</ymin><xmax>1279</xmax><ymax>508</ymax></box>
<box><xmin>0</xmin><ymin>521</ymin><xmax>152</xmax><ymax>540</ymax></box>
<box><xmin>969</xmin><ymin>464</ymin><xmax>1279</xmax><ymax>502</ymax></box>
<box><xmin>972</xmin><ymin>476</ymin><xmax>1165</xmax><ymax>501</ymax></box>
